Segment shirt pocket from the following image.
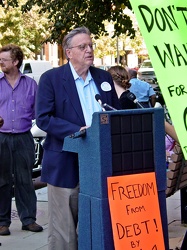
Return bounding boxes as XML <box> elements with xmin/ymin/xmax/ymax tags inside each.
<box><xmin>18</xmin><ymin>95</ymin><xmax>35</xmax><ymax>115</ymax></box>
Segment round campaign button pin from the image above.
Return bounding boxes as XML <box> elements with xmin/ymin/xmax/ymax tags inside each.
<box><xmin>101</xmin><ymin>82</ymin><xmax>112</xmax><ymax>92</ymax></box>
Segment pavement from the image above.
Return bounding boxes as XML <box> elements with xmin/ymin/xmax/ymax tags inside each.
<box><xmin>0</xmin><ymin>187</ymin><xmax>48</xmax><ymax>250</ymax></box>
<box><xmin>167</xmin><ymin>191</ymin><xmax>187</xmax><ymax>250</ymax></box>
<box><xmin>0</xmin><ymin>187</ymin><xmax>187</xmax><ymax>250</ymax></box>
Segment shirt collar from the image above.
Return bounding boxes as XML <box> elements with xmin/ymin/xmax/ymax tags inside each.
<box><xmin>0</xmin><ymin>71</ymin><xmax>26</xmax><ymax>80</ymax></box>
<box><xmin>69</xmin><ymin>62</ymin><xmax>92</xmax><ymax>82</ymax></box>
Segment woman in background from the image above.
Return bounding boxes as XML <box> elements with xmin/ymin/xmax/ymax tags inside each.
<box><xmin>108</xmin><ymin>65</ymin><xmax>137</xmax><ymax>109</ymax></box>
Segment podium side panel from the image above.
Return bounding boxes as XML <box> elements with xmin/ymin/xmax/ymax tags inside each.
<box><xmin>91</xmin><ymin>197</ymin><xmax>114</xmax><ymax>250</ymax></box>
<box><xmin>78</xmin><ymin>193</ymin><xmax>92</xmax><ymax>250</ymax></box>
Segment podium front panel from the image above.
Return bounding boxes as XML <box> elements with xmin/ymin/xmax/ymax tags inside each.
<box><xmin>111</xmin><ymin>113</ymin><xmax>154</xmax><ymax>176</ymax></box>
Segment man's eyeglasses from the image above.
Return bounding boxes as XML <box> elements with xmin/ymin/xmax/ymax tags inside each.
<box><xmin>69</xmin><ymin>43</ymin><xmax>95</xmax><ymax>51</ymax></box>
<box><xmin>0</xmin><ymin>58</ymin><xmax>12</xmax><ymax>63</ymax></box>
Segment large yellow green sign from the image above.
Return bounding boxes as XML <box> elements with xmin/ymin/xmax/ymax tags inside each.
<box><xmin>129</xmin><ymin>0</ymin><xmax>187</xmax><ymax>159</ymax></box>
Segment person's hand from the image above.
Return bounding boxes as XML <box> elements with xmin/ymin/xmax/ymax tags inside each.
<box><xmin>0</xmin><ymin>116</ymin><xmax>4</xmax><ymax>128</ymax></box>
<box><xmin>80</xmin><ymin>126</ymin><xmax>89</xmax><ymax>131</ymax></box>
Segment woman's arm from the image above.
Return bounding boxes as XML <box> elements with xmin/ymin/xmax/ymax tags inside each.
<box><xmin>165</xmin><ymin>121</ymin><xmax>179</xmax><ymax>144</ymax></box>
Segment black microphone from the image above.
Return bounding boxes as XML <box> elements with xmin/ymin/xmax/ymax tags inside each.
<box><xmin>95</xmin><ymin>94</ymin><xmax>106</xmax><ymax>111</ymax></box>
<box><xmin>126</xmin><ymin>92</ymin><xmax>144</xmax><ymax>109</ymax></box>
<box><xmin>95</xmin><ymin>94</ymin><xmax>117</xmax><ymax>111</ymax></box>
<box><xmin>69</xmin><ymin>129</ymin><xmax>86</xmax><ymax>139</ymax></box>
<box><xmin>103</xmin><ymin>103</ymin><xmax>117</xmax><ymax>111</ymax></box>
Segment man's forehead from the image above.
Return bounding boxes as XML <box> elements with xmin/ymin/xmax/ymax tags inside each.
<box><xmin>72</xmin><ymin>33</ymin><xmax>92</xmax><ymax>42</ymax></box>
<box><xmin>0</xmin><ymin>51</ymin><xmax>11</xmax><ymax>56</ymax></box>
<box><xmin>0</xmin><ymin>50</ymin><xmax>10</xmax><ymax>54</ymax></box>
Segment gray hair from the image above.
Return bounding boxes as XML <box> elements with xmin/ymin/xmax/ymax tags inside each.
<box><xmin>62</xmin><ymin>26</ymin><xmax>91</xmax><ymax>59</ymax></box>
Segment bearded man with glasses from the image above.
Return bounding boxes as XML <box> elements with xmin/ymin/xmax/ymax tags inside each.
<box><xmin>0</xmin><ymin>44</ymin><xmax>43</xmax><ymax>236</ymax></box>
<box><xmin>36</xmin><ymin>26</ymin><xmax>120</xmax><ymax>249</ymax></box>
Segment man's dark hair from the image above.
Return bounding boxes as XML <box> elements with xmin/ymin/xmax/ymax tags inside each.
<box><xmin>128</xmin><ymin>69</ymin><xmax>137</xmax><ymax>79</ymax></box>
<box><xmin>0</xmin><ymin>44</ymin><xmax>24</xmax><ymax>68</ymax></box>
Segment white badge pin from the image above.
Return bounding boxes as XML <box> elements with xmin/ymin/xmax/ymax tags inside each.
<box><xmin>101</xmin><ymin>82</ymin><xmax>112</xmax><ymax>92</ymax></box>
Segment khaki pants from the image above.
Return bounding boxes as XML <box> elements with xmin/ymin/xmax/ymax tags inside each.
<box><xmin>48</xmin><ymin>184</ymin><xmax>79</xmax><ymax>250</ymax></box>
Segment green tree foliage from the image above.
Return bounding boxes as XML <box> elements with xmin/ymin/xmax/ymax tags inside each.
<box><xmin>6</xmin><ymin>0</ymin><xmax>135</xmax><ymax>44</ymax></box>
<box><xmin>0</xmin><ymin>0</ymin><xmax>50</xmax><ymax>58</ymax></box>
<box><xmin>94</xmin><ymin>14</ymin><xmax>146</xmax><ymax>63</ymax></box>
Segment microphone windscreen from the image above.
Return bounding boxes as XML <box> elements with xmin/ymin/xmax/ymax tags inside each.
<box><xmin>95</xmin><ymin>94</ymin><xmax>102</xmax><ymax>102</ymax></box>
<box><xmin>126</xmin><ymin>92</ymin><xmax>136</xmax><ymax>101</ymax></box>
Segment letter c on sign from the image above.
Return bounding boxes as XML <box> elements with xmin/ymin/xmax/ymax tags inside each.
<box><xmin>184</xmin><ymin>107</ymin><xmax>187</xmax><ymax>130</ymax></box>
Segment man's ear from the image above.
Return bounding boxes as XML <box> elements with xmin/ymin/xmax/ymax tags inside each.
<box><xmin>13</xmin><ymin>59</ymin><xmax>19</xmax><ymax>67</ymax></box>
<box><xmin>66</xmin><ymin>49</ymin><xmax>72</xmax><ymax>59</ymax></box>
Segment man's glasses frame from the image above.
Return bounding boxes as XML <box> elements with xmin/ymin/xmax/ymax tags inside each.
<box><xmin>0</xmin><ymin>58</ymin><xmax>13</xmax><ymax>63</ymax></box>
<box><xmin>69</xmin><ymin>43</ymin><xmax>95</xmax><ymax>51</ymax></box>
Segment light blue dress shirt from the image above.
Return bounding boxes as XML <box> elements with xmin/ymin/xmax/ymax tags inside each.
<box><xmin>130</xmin><ymin>78</ymin><xmax>155</xmax><ymax>102</ymax></box>
<box><xmin>69</xmin><ymin>63</ymin><xmax>102</xmax><ymax>126</ymax></box>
